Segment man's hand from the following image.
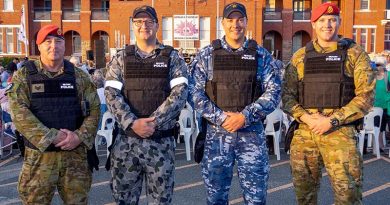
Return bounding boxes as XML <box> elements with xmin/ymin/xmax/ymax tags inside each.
<box><xmin>131</xmin><ymin>117</ymin><xmax>156</xmax><ymax>138</ymax></box>
<box><xmin>55</xmin><ymin>129</ymin><xmax>82</xmax><ymax>150</ymax></box>
<box><xmin>52</xmin><ymin>130</ymin><xmax>67</xmax><ymax>145</ymax></box>
<box><xmin>309</xmin><ymin>114</ymin><xmax>332</xmax><ymax>135</ymax></box>
<box><xmin>222</xmin><ymin>112</ymin><xmax>245</xmax><ymax>133</ymax></box>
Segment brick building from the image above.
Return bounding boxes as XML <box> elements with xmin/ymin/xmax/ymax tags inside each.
<box><xmin>0</xmin><ymin>0</ymin><xmax>390</xmax><ymax>62</ymax></box>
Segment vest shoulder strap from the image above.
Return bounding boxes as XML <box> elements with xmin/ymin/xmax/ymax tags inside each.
<box><xmin>25</xmin><ymin>60</ymin><xmax>38</xmax><ymax>75</ymax></box>
<box><xmin>211</xmin><ymin>39</ymin><xmax>222</xmax><ymax>50</ymax></box>
<box><xmin>246</xmin><ymin>39</ymin><xmax>258</xmax><ymax>51</ymax></box>
<box><xmin>305</xmin><ymin>41</ymin><xmax>315</xmax><ymax>53</ymax></box>
<box><xmin>160</xmin><ymin>46</ymin><xmax>174</xmax><ymax>57</ymax></box>
<box><xmin>125</xmin><ymin>45</ymin><xmax>136</xmax><ymax>56</ymax></box>
<box><xmin>63</xmin><ymin>59</ymin><xmax>75</xmax><ymax>75</ymax></box>
<box><xmin>338</xmin><ymin>38</ymin><xmax>355</xmax><ymax>50</ymax></box>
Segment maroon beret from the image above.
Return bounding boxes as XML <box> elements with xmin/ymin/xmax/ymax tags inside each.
<box><xmin>311</xmin><ymin>2</ymin><xmax>340</xmax><ymax>22</ymax></box>
<box><xmin>36</xmin><ymin>25</ymin><xmax>64</xmax><ymax>45</ymax></box>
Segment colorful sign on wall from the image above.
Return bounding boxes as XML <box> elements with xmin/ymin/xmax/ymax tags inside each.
<box><xmin>173</xmin><ymin>15</ymin><xmax>199</xmax><ymax>40</ymax></box>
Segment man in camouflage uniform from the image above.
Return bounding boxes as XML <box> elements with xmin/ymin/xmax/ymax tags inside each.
<box><xmin>282</xmin><ymin>3</ymin><xmax>375</xmax><ymax>205</ymax></box>
<box><xmin>189</xmin><ymin>2</ymin><xmax>281</xmax><ymax>204</ymax></box>
<box><xmin>105</xmin><ymin>6</ymin><xmax>188</xmax><ymax>204</ymax></box>
<box><xmin>8</xmin><ymin>25</ymin><xmax>100</xmax><ymax>204</ymax></box>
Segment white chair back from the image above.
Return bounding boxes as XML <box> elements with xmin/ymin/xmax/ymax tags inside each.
<box><xmin>359</xmin><ymin>107</ymin><xmax>383</xmax><ymax>159</ymax></box>
<box><xmin>96</xmin><ymin>111</ymin><xmax>115</xmax><ymax>156</ymax></box>
<box><xmin>265</xmin><ymin>108</ymin><xmax>283</xmax><ymax>160</ymax></box>
<box><xmin>178</xmin><ymin>107</ymin><xmax>194</xmax><ymax>161</ymax></box>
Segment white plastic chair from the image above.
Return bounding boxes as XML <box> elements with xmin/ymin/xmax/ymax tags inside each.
<box><xmin>265</xmin><ymin>108</ymin><xmax>283</xmax><ymax>160</ymax></box>
<box><xmin>178</xmin><ymin>107</ymin><xmax>194</xmax><ymax>161</ymax></box>
<box><xmin>96</xmin><ymin>111</ymin><xmax>115</xmax><ymax>156</ymax></box>
<box><xmin>358</xmin><ymin>107</ymin><xmax>383</xmax><ymax>159</ymax></box>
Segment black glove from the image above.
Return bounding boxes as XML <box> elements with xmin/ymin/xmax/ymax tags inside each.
<box><xmin>87</xmin><ymin>145</ymin><xmax>99</xmax><ymax>172</ymax></box>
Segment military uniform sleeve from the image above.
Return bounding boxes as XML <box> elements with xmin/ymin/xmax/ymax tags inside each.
<box><xmin>241</xmin><ymin>48</ymin><xmax>282</xmax><ymax>126</ymax></box>
<box><xmin>104</xmin><ymin>50</ymin><xmax>138</xmax><ymax>130</ymax></box>
<box><xmin>74</xmin><ymin>70</ymin><xmax>100</xmax><ymax>149</ymax></box>
<box><xmin>330</xmin><ymin>46</ymin><xmax>375</xmax><ymax>124</ymax></box>
<box><xmin>281</xmin><ymin>49</ymin><xmax>308</xmax><ymax>123</ymax></box>
<box><xmin>150</xmin><ymin>51</ymin><xmax>188</xmax><ymax>129</ymax></box>
<box><xmin>188</xmin><ymin>48</ymin><xmax>227</xmax><ymax>125</ymax></box>
<box><xmin>8</xmin><ymin>67</ymin><xmax>59</xmax><ymax>152</ymax></box>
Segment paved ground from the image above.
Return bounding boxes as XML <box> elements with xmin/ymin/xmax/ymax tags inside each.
<box><xmin>1</xmin><ymin>143</ymin><xmax>390</xmax><ymax>205</ymax></box>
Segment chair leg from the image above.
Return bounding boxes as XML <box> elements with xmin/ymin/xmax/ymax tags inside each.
<box><xmin>184</xmin><ymin>133</ymin><xmax>191</xmax><ymax>161</ymax></box>
<box><xmin>374</xmin><ymin>131</ymin><xmax>381</xmax><ymax>159</ymax></box>
<box><xmin>273</xmin><ymin>132</ymin><xmax>280</xmax><ymax>161</ymax></box>
<box><xmin>368</xmin><ymin>134</ymin><xmax>372</xmax><ymax>148</ymax></box>
<box><xmin>358</xmin><ymin>131</ymin><xmax>365</xmax><ymax>156</ymax></box>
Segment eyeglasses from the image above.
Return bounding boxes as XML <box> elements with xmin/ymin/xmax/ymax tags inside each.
<box><xmin>132</xmin><ymin>20</ymin><xmax>156</xmax><ymax>27</ymax></box>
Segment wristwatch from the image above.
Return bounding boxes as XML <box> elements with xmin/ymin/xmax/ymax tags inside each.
<box><xmin>330</xmin><ymin>118</ymin><xmax>339</xmax><ymax>127</ymax></box>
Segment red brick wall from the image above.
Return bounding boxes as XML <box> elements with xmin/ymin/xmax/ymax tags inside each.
<box><xmin>1</xmin><ymin>0</ymin><xmax>389</xmax><ymax>60</ymax></box>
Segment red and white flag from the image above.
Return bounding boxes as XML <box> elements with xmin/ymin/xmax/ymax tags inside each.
<box><xmin>18</xmin><ymin>5</ymin><xmax>28</xmax><ymax>46</ymax></box>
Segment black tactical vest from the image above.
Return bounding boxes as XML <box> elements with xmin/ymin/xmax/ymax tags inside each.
<box><xmin>299</xmin><ymin>39</ymin><xmax>355</xmax><ymax>109</ymax></box>
<box><xmin>206</xmin><ymin>39</ymin><xmax>260</xmax><ymax>112</ymax></box>
<box><xmin>26</xmin><ymin>60</ymin><xmax>83</xmax><ymax>131</ymax></box>
<box><xmin>123</xmin><ymin>45</ymin><xmax>173</xmax><ymax>117</ymax></box>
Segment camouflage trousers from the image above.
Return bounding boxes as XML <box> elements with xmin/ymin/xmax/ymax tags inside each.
<box><xmin>290</xmin><ymin>124</ymin><xmax>363</xmax><ymax>205</ymax></box>
<box><xmin>110</xmin><ymin>134</ymin><xmax>176</xmax><ymax>205</ymax></box>
<box><xmin>201</xmin><ymin>124</ymin><xmax>269</xmax><ymax>205</ymax></box>
<box><xmin>18</xmin><ymin>146</ymin><xmax>92</xmax><ymax>205</ymax></box>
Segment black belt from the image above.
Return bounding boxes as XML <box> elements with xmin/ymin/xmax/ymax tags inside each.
<box><xmin>122</xmin><ymin>128</ymin><xmax>174</xmax><ymax>139</ymax></box>
<box><xmin>23</xmin><ymin>136</ymin><xmax>62</xmax><ymax>152</ymax></box>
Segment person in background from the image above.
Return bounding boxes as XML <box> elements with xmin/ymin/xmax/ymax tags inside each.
<box><xmin>373</xmin><ymin>56</ymin><xmax>390</xmax><ymax>150</ymax></box>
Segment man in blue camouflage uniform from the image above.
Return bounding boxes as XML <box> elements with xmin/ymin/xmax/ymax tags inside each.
<box><xmin>104</xmin><ymin>6</ymin><xmax>188</xmax><ymax>205</ymax></box>
<box><xmin>189</xmin><ymin>2</ymin><xmax>281</xmax><ymax>204</ymax></box>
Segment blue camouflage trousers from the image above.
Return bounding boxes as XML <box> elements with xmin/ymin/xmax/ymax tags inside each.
<box><xmin>201</xmin><ymin>124</ymin><xmax>270</xmax><ymax>205</ymax></box>
<box><xmin>110</xmin><ymin>134</ymin><xmax>176</xmax><ymax>205</ymax></box>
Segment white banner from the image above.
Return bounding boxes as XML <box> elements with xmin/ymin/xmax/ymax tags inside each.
<box><xmin>173</xmin><ymin>15</ymin><xmax>199</xmax><ymax>40</ymax></box>
<box><xmin>18</xmin><ymin>5</ymin><xmax>28</xmax><ymax>46</ymax></box>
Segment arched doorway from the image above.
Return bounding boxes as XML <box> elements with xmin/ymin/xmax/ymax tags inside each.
<box><xmin>64</xmin><ymin>30</ymin><xmax>81</xmax><ymax>56</ymax></box>
<box><xmin>292</xmin><ymin>30</ymin><xmax>311</xmax><ymax>53</ymax></box>
<box><xmin>263</xmin><ymin>30</ymin><xmax>283</xmax><ymax>60</ymax></box>
<box><xmin>91</xmin><ymin>30</ymin><xmax>109</xmax><ymax>54</ymax></box>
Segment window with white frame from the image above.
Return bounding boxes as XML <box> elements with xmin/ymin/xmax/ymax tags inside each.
<box><xmin>72</xmin><ymin>31</ymin><xmax>81</xmax><ymax>54</ymax></box>
<box><xmin>3</xmin><ymin>0</ymin><xmax>13</xmax><ymax>11</ymax></box>
<box><xmin>265</xmin><ymin>0</ymin><xmax>276</xmax><ymax>11</ymax></box>
<box><xmin>0</xmin><ymin>29</ymin><xmax>3</xmax><ymax>53</ymax></box>
<box><xmin>162</xmin><ymin>17</ymin><xmax>173</xmax><ymax>46</ymax></box>
<box><xmin>16</xmin><ymin>28</ymin><xmax>22</xmax><ymax>53</ymax></box>
<box><xmin>385</xmin><ymin>27</ymin><xmax>390</xmax><ymax>50</ymax></box>
<box><xmin>352</xmin><ymin>28</ymin><xmax>357</xmax><ymax>42</ymax></box>
<box><xmin>199</xmin><ymin>17</ymin><xmax>210</xmax><ymax>49</ymax></box>
<box><xmin>360</xmin><ymin>28</ymin><xmax>367</xmax><ymax>51</ymax></box>
<box><xmin>370</xmin><ymin>28</ymin><xmax>375</xmax><ymax>53</ymax></box>
<box><xmin>6</xmin><ymin>28</ymin><xmax>13</xmax><ymax>53</ymax></box>
<box><xmin>360</xmin><ymin>0</ymin><xmax>369</xmax><ymax>10</ymax></box>
<box><xmin>44</xmin><ymin>0</ymin><xmax>51</xmax><ymax>10</ymax></box>
<box><xmin>216</xmin><ymin>17</ymin><xmax>224</xmax><ymax>39</ymax></box>
<box><xmin>74</xmin><ymin>0</ymin><xmax>81</xmax><ymax>11</ymax></box>
<box><xmin>129</xmin><ymin>18</ymin><xmax>135</xmax><ymax>44</ymax></box>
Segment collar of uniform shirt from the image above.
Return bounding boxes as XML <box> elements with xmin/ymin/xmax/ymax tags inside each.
<box><xmin>312</xmin><ymin>35</ymin><xmax>345</xmax><ymax>53</ymax></box>
<box><xmin>38</xmin><ymin>60</ymin><xmax>65</xmax><ymax>78</ymax></box>
<box><xmin>134</xmin><ymin>40</ymin><xmax>165</xmax><ymax>59</ymax></box>
<box><xmin>220</xmin><ymin>36</ymin><xmax>251</xmax><ymax>52</ymax></box>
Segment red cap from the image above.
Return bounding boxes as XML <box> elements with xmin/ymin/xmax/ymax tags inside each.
<box><xmin>36</xmin><ymin>25</ymin><xmax>64</xmax><ymax>45</ymax></box>
<box><xmin>311</xmin><ymin>2</ymin><xmax>340</xmax><ymax>22</ymax></box>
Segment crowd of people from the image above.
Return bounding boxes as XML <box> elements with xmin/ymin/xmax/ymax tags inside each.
<box><xmin>0</xmin><ymin>1</ymin><xmax>387</xmax><ymax>205</ymax></box>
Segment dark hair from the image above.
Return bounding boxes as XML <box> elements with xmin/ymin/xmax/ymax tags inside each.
<box><xmin>6</xmin><ymin>62</ymin><xmax>17</xmax><ymax>73</ymax></box>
